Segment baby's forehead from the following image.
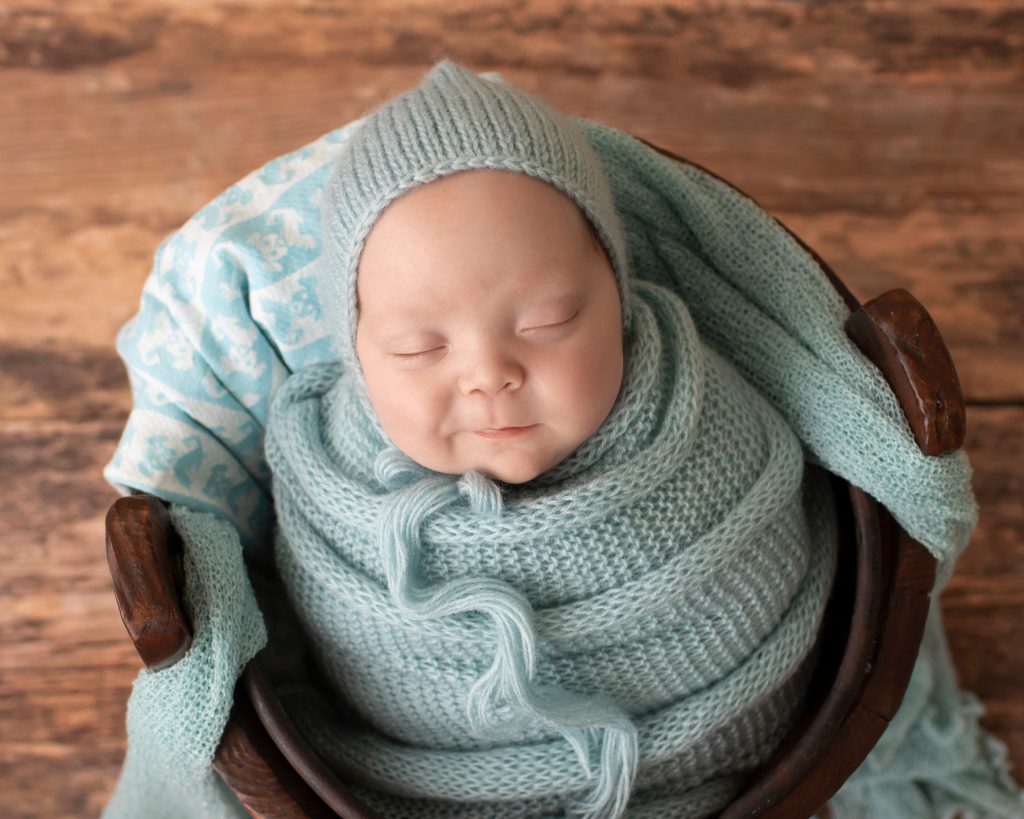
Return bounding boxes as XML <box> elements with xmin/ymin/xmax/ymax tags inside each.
<box><xmin>354</xmin><ymin>175</ymin><xmax>608</xmax><ymax>303</ymax></box>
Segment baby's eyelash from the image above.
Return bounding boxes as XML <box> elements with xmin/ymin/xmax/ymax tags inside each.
<box><xmin>526</xmin><ymin>310</ymin><xmax>579</xmax><ymax>331</ymax></box>
<box><xmin>392</xmin><ymin>312</ymin><xmax>579</xmax><ymax>359</ymax></box>
<box><xmin>395</xmin><ymin>347</ymin><xmax>445</xmax><ymax>360</ymax></box>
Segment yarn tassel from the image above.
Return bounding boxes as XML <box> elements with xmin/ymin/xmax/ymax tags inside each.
<box><xmin>373</xmin><ymin>449</ymin><xmax>640</xmax><ymax>818</ymax></box>
<box><xmin>568</xmin><ymin>722</ymin><xmax>640</xmax><ymax>819</ymax></box>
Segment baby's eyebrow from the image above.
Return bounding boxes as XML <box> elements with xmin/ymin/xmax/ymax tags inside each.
<box><xmin>375</xmin><ymin>324</ymin><xmax>443</xmax><ymax>346</ymax></box>
<box><xmin>530</xmin><ymin>291</ymin><xmax>578</xmax><ymax>304</ymax></box>
<box><xmin>517</xmin><ymin>291</ymin><xmax>583</xmax><ymax>312</ymax></box>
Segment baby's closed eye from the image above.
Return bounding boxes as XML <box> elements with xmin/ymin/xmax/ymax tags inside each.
<box><xmin>394</xmin><ymin>346</ymin><xmax>447</xmax><ymax>360</ymax></box>
<box><xmin>520</xmin><ymin>309</ymin><xmax>580</xmax><ymax>333</ymax></box>
<box><xmin>391</xmin><ymin>310</ymin><xmax>581</xmax><ymax>360</ymax></box>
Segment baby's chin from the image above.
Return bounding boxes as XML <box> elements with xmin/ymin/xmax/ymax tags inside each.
<box><xmin>471</xmin><ymin>457</ymin><xmax>549</xmax><ymax>485</ymax></box>
<box><xmin>463</xmin><ymin>437</ymin><xmax>577</xmax><ymax>485</ymax></box>
<box><xmin>392</xmin><ymin>429</ymin><xmax>581</xmax><ymax>485</ymax></box>
<box><xmin>416</xmin><ymin>446</ymin><xmax>561</xmax><ymax>485</ymax></box>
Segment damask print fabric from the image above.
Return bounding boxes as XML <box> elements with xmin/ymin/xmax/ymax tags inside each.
<box><xmin>103</xmin><ymin>121</ymin><xmax>365</xmax><ymax>558</ymax></box>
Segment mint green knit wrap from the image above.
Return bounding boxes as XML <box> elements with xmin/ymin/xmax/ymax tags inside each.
<box><xmin>266</xmin><ymin>275</ymin><xmax>838</xmax><ymax>817</ymax></box>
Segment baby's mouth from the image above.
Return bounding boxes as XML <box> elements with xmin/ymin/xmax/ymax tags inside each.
<box><xmin>474</xmin><ymin>425</ymin><xmax>538</xmax><ymax>440</ymax></box>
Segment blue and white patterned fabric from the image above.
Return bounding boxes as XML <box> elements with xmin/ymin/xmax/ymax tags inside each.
<box><xmin>103</xmin><ymin>120</ymin><xmax>368</xmax><ymax>559</ymax></box>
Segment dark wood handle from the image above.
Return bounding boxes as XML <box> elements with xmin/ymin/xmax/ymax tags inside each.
<box><xmin>105</xmin><ymin>493</ymin><xmax>193</xmax><ymax>670</ymax></box>
<box><xmin>845</xmin><ymin>288</ymin><xmax>966</xmax><ymax>456</ymax></box>
<box><xmin>213</xmin><ymin>675</ymin><xmax>339</xmax><ymax>819</ymax></box>
<box><xmin>236</xmin><ymin>663</ymin><xmax>382</xmax><ymax>818</ymax></box>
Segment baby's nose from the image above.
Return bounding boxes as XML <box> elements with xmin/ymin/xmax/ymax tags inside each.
<box><xmin>458</xmin><ymin>349</ymin><xmax>524</xmax><ymax>397</ymax></box>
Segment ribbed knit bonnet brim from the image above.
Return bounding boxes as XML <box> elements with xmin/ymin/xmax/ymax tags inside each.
<box><xmin>317</xmin><ymin>58</ymin><xmax>633</xmax><ymax>378</ymax></box>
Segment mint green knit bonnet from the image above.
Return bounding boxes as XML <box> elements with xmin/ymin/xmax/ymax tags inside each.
<box><xmin>317</xmin><ymin>59</ymin><xmax>634</xmax><ymax>381</ymax></box>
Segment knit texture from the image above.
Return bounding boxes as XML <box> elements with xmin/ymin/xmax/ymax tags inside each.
<box><xmin>101</xmin><ymin>59</ymin><xmax>1024</xmax><ymax>819</ymax></box>
<box><xmin>318</xmin><ymin>59</ymin><xmax>633</xmax><ymax>386</ymax></box>
<box><xmin>265</xmin><ymin>280</ymin><xmax>838</xmax><ymax>815</ymax></box>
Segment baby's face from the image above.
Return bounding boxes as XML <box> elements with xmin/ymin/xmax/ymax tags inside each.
<box><xmin>354</xmin><ymin>169</ymin><xmax>624</xmax><ymax>484</ymax></box>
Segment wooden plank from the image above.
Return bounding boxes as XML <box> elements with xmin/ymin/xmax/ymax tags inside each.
<box><xmin>0</xmin><ymin>1</ymin><xmax>1020</xmax><ymax>815</ymax></box>
<box><xmin>1</xmin><ymin>1</ymin><xmax>1022</xmax><ymax>403</ymax></box>
<box><xmin>0</xmin><ymin>341</ymin><xmax>133</xmax><ymax>422</ymax></box>
<box><xmin>5</xmin><ymin>1</ymin><xmax>1021</xmax><ymax>216</ymax></box>
<box><xmin>0</xmin><ymin>419</ymin><xmax>139</xmax><ymax>819</ymax></box>
<box><xmin>942</xmin><ymin>407</ymin><xmax>1024</xmax><ymax>728</ymax></box>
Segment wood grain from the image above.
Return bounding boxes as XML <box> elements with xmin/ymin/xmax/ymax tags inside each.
<box><xmin>1</xmin><ymin>2</ymin><xmax>1020</xmax><ymax>816</ymax></box>
<box><xmin>3</xmin><ymin>0</ymin><xmax>1022</xmax><ymax>403</ymax></box>
<box><xmin>0</xmin><ymin>420</ymin><xmax>138</xmax><ymax>818</ymax></box>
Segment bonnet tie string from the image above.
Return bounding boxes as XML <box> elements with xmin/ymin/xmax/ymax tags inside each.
<box><xmin>373</xmin><ymin>447</ymin><xmax>639</xmax><ymax>819</ymax></box>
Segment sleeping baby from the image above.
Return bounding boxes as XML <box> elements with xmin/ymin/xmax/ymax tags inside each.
<box><xmin>261</xmin><ymin>59</ymin><xmax>835</xmax><ymax>818</ymax></box>
<box><xmin>103</xmin><ymin>57</ymin><xmax>1015</xmax><ymax>819</ymax></box>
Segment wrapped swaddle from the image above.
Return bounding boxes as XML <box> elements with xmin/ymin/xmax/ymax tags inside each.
<box><xmin>264</xmin><ymin>60</ymin><xmax>832</xmax><ymax>817</ymax></box>
<box><xmin>103</xmin><ymin>60</ymin><xmax>1023</xmax><ymax>819</ymax></box>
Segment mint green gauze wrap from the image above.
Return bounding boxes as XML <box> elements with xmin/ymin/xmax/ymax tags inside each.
<box><xmin>102</xmin><ymin>62</ymin><xmax>1024</xmax><ymax>819</ymax></box>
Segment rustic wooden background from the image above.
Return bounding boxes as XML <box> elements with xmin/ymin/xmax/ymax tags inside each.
<box><xmin>1</xmin><ymin>1</ymin><xmax>1021</xmax><ymax>816</ymax></box>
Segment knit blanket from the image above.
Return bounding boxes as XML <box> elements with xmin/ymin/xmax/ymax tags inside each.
<box><xmin>264</xmin><ymin>279</ymin><xmax>836</xmax><ymax>817</ymax></box>
<box><xmin>102</xmin><ymin>116</ymin><xmax>1024</xmax><ymax>819</ymax></box>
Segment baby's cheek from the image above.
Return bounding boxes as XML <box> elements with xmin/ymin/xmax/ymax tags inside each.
<box><xmin>574</xmin><ymin>335</ymin><xmax>622</xmax><ymax>406</ymax></box>
<box><xmin>402</xmin><ymin>383</ymin><xmax>457</xmax><ymax>458</ymax></box>
<box><xmin>364</xmin><ymin>369</ymin><xmax>424</xmax><ymax>442</ymax></box>
<box><xmin>573</xmin><ymin>352</ymin><xmax>622</xmax><ymax>440</ymax></box>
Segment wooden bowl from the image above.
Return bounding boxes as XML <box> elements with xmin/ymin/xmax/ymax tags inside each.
<box><xmin>106</xmin><ymin>142</ymin><xmax>964</xmax><ymax>818</ymax></box>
